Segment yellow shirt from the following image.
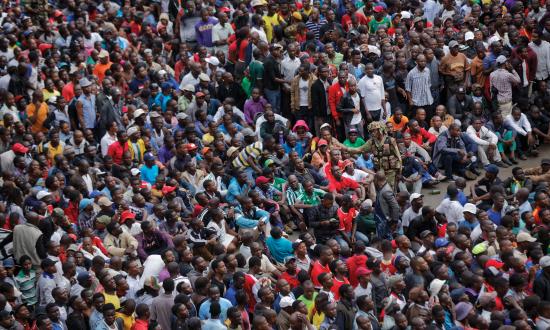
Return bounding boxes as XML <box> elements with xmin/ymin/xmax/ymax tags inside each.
<box><xmin>311</xmin><ymin>311</ymin><xmax>325</xmax><ymax>329</ymax></box>
<box><xmin>115</xmin><ymin>312</ymin><xmax>135</xmax><ymax>330</ymax></box>
<box><xmin>44</xmin><ymin>143</ymin><xmax>64</xmax><ymax>163</ymax></box>
<box><xmin>263</xmin><ymin>13</ymin><xmax>282</xmax><ymax>42</ymax></box>
<box><xmin>103</xmin><ymin>292</ymin><xmax>120</xmax><ymax>310</ymax></box>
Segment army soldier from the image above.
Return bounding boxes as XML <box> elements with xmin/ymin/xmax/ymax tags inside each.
<box><xmin>349</xmin><ymin>121</ymin><xmax>402</xmax><ymax>189</ymax></box>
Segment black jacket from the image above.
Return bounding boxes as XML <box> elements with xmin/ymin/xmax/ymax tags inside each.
<box><xmin>311</xmin><ymin>78</ymin><xmax>330</xmax><ymax>118</ymax></box>
<box><xmin>337</xmin><ymin>91</ymin><xmax>367</xmax><ymax>127</ymax></box>
<box><xmin>534</xmin><ymin>271</ymin><xmax>550</xmax><ymax>301</ymax></box>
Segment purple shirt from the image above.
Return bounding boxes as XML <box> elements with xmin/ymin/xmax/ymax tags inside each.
<box><xmin>244</xmin><ymin>97</ymin><xmax>267</xmax><ymax>125</ymax></box>
<box><xmin>195</xmin><ymin>17</ymin><xmax>218</xmax><ymax>47</ymax></box>
<box><xmin>158</xmin><ymin>146</ymin><xmax>174</xmax><ymax>164</ymax></box>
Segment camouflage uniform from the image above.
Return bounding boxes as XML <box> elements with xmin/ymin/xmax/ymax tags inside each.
<box><xmin>350</xmin><ymin>121</ymin><xmax>402</xmax><ymax>189</ymax></box>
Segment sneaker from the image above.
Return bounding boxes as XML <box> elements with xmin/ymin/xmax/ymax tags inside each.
<box><xmin>510</xmin><ymin>158</ymin><xmax>519</xmax><ymax>164</ymax></box>
<box><xmin>284</xmin><ymin>224</ymin><xmax>293</xmax><ymax>235</ymax></box>
<box><xmin>503</xmin><ymin>158</ymin><xmax>513</xmax><ymax>166</ymax></box>
<box><xmin>495</xmin><ymin>161</ymin><xmax>508</xmax><ymax>168</ymax></box>
<box><xmin>436</xmin><ymin>174</ymin><xmax>447</xmax><ymax>181</ymax></box>
<box><xmin>464</xmin><ymin>170</ymin><xmax>478</xmax><ymax>180</ymax></box>
<box><xmin>451</xmin><ymin>175</ymin><xmax>462</xmax><ymax>181</ymax></box>
<box><xmin>470</xmin><ymin>168</ymin><xmax>481</xmax><ymax>176</ymax></box>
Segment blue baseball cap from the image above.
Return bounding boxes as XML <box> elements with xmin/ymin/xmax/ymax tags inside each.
<box><xmin>435</xmin><ymin>238</ymin><xmax>450</xmax><ymax>248</ymax></box>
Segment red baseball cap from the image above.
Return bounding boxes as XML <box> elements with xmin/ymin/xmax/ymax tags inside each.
<box><xmin>162</xmin><ymin>185</ymin><xmax>177</xmax><ymax>195</ymax></box>
<box><xmin>255</xmin><ymin>176</ymin><xmax>271</xmax><ymax>185</ymax></box>
<box><xmin>12</xmin><ymin>143</ymin><xmax>29</xmax><ymax>154</ymax></box>
<box><xmin>120</xmin><ymin>210</ymin><xmax>136</xmax><ymax>224</ymax></box>
<box><xmin>186</xmin><ymin>143</ymin><xmax>198</xmax><ymax>151</ymax></box>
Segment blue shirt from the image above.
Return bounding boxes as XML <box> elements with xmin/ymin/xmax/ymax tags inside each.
<box><xmin>266</xmin><ymin>236</ymin><xmax>294</xmax><ymax>263</ymax></box>
<box><xmin>198</xmin><ymin>297</ymin><xmax>233</xmax><ymax>322</ymax></box>
<box><xmin>224</xmin><ymin>285</ymin><xmax>238</xmax><ymax>306</ymax></box>
<box><xmin>487</xmin><ymin>208</ymin><xmax>503</xmax><ymax>226</ymax></box>
<box><xmin>226</xmin><ymin>177</ymin><xmax>249</xmax><ymax>206</ymax></box>
<box><xmin>202</xmin><ymin>319</ymin><xmax>226</xmax><ymax>330</ymax></box>
<box><xmin>283</xmin><ymin>142</ymin><xmax>305</xmax><ymax>157</ymax></box>
<box><xmin>140</xmin><ymin>164</ymin><xmax>159</xmax><ymax>185</ymax></box>
<box><xmin>458</xmin><ymin>219</ymin><xmax>479</xmax><ymax>231</ymax></box>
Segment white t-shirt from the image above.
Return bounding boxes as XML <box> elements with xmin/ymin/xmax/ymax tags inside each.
<box><xmin>343</xmin><ymin>169</ymin><xmax>369</xmax><ymax>183</ymax></box>
<box><xmin>299</xmin><ymin>78</ymin><xmax>309</xmax><ymax>107</ymax></box>
<box><xmin>435</xmin><ymin>198</ymin><xmax>464</xmax><ymax>224</ymax></box>
<box><xmin>350</xmin><ymin>93</ymin><xmax>362</xmax><ymax>125</ymax></box>
<box><xmin>358</xmin><ymin>74</ymin><xmax>385</xmax><ymax>111</ymax></box>
<box><xmin>401</xmin><ymin>206</ymin><xmax>422</xmax><ymax>229</ymax></box>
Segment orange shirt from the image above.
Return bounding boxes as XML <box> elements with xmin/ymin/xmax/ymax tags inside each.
<box><xmin>93</xmin><ymin>61</ymin><xmax>112</xmax><ymax>83</ymax></box>
<box><xmin>26</xmin><ymin>102</ymin><xmax>49</xmax><ymax>133</ymax></box>
<box><xmin>388</xmin><ymin>115</ymin><xmax>409</xmax><ymax>132</ymax></box>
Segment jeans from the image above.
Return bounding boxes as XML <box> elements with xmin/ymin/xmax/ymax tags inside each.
<box><xmin>334</xmin><ymin>231</ymin><xmax>370</xmax><ymax>250</ymax></box>
<box><xmin>264</xmin><ymin>88</ymin><xmax>281</xmax><ymax>113</ymax></box>
<box><xmin>441</xmin><ymin>152</ymin><xmax>465</xmax><ymax>177</ymax></box>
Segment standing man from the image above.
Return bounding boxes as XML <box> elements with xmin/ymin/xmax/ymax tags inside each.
<box><xmin>358</xmin><ymin>63</ymin><xmax>386</xmax><ymax>122</ymax></box>
<box><xmin>76</xmin><ymin>78</ymin><xmax>96</xmax><ymax>131</ymax></box>
<box><xmin>211</xmin><ymin>11</ymin><xmax>234</xmax><ymax>55</ymax></box>
<box><xmin>263</xmin><ymin>44</ymin><xmax>285</xmax><ymax>113</ymax></box>
<box><xmin>406</xmin><ymin>54</ymin><xmax>434</xmax><ymax>117</ymax></box>
<box><xmin>328</xmin><ymin>71</ymin><xmax>349</xmax><ymax>139</ymax></box>
<box><xmin>373</xmin><ymin>172</ymin><xmax>400</xmax><ymax>239</ymax></box>
<box><xmin>281</xmin><ymin>43</ymin><xmax>302</xmax><ymax>119</ymax></box>
<box><xmin>195</xmin><ymin>8</ymin><xmax>218</xmax><ymax>51</ymax></box>
<box><xmin>290</xmin><ymin>63</ymin><xmax>316</xmax><ymax>131</ymax></box>
<box><xmin>490</xmin><ymin>55</ymin><xmax>521</xmax><ymax>118</ymax></box>
<box><xmin>439</xmin><ymin>40</ymin><xmax>471</xmax><ymax>98</ymax></box>
<box><xmin>529</xmin><ymin>31</ymin><xmax>550</xmax><ymax>84</ymax></box>
<box><xmin>311</xmin><ymin>65</ymin><xmax>331</xmax><ymax>136</ymax></box>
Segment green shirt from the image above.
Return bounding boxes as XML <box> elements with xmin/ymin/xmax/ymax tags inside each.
<box><xmin>368</xmin><ymin>17</ymin><xmax>391</xmax><ymax>33</ymax></box>
<box><xmin>297</xmin><ymin>292</ymin><xmax>318</xmax><ymax>317</ymax></box>
<box><xmin>296</xmin><ymin>188</ymin><xmax>326</xmax><ymax>206</ymax></box>
<box><xmin>241</xmin><ymin>77</ymin><xmax>252</xmax><ymax>98</ymax></box>
<box><xmin>249</xmin><ymin>60</ymin><xmax>264</xmax><ymax>90</ymax></box>
<box><xmin>343</xmin><ymin>137</ymin><xmax>366</xmax><ymax>148</ymax></box>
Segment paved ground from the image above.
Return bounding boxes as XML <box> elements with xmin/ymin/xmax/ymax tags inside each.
<box><xmin>423</xmin><ymin>145</ymin><xmax>550</xmax><ymax>206</ymax></box>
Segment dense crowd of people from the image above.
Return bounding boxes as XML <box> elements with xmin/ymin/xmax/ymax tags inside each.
<box><xmin>2</xmin><ymin>0</ymin><xmax>550</xmax><ymax>329</ymax></box>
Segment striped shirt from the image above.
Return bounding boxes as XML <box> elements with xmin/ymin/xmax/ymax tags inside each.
<box><xmin>232</xmin><ymin>142</ymin><xmax>263</xmax><ymax>169</ymax></box>
<box><xmin>15</xmin><ymin>269</ymin><xmax>37</xmax><ymax>306</ymax></box>
<box><xmin>490</xmin><ymin>68</ymin><xmax>521</xmax><ymax>103</ymax></box>
<box><xmin>305</xmin><ymin>18</ymin><xmax>327</xmax><ymax>40</ymax></box>
<box><xmin>285</xmin><ymin>184</ymin><xmax>304</xmax><ymax>206</ymax></box>
<box><xmin>405</xmin><ymin>66</ymin><xmax>434</xmax><ymax>106</ymax></box>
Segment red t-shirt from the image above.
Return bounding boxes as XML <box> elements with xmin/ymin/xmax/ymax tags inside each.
<box><xmin>280</xmin><ymin>271</ymin><xmax>300</xmax><ymax>288</ymax></box>
<box><xmin>337</xmin><ymin>207</ymin><xmax>357</xmax><ymax>233</ymax></box>
<box><xmin>328</xmin><ymin>176</ymin><xmax>359</xmax><ymax>194</ymax></box>
<box><xmin>311</xmin><ymin>261</ymin><xmax>331</xmax><ymax>288</ymax></box>
<box><xmin>107</xmin><ymin>141</ymin><xmax>130</xmax><ymax>165</ymax></box>
<box><xmin>331</xmin><ymin>276</ymin><xmax>350</xmax><ymax>301</ymax></box>
<box><xmin>228</xmin><ymin>39</ymin><xmax>249</xmax><ymax>62</ymax></box>
<box><xmin>346</xmin><ymin>254</ymin><xmax>368</xmax><ymax>287</ymax></box>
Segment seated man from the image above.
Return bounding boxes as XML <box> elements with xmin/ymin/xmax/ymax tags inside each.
<box><xmin>503</xmin><ymin>167</ymin><xmax>533</xmax><ymax>195</ymax></box>
<box><xmin>326</xmin><ymin>165</ymin><xmax>362</xmax><ymax>199</ymax></box>
<box><xmin>528</xmin><ymin>105</ymin><xmax>550</xmax><ymax>146</ymax></box>
<box><xmin>307</xmin><ymin>193</ymin><xmax>340</xmax><ymax>244</ymax></box>
<box><xmin>234</xmin><ymin>196</ymin><xmax>270</xmax><ymax>232</ymax></box>
<box><xmin>485</xmin><ymin>111</ymin><xmax>517</xmax><ymax>166</ymax></box>
<box><xmin>466</xmin><ymin>118</ymin><xmax>504</xmax><ymax>167</ymax></box>
<box><xmin>135</xmin><ymin>220</ymin><xmax>174</xmax><ymax>261</ymax></box>
<box><xmin>405</xmin><ymin>119</ymin><xmax>437</xmax><ymax>153</ymax></box>
<box><xmin>505</xmin><ymin>107</ymin><xmax>536</xmax><ymax>159</ymax></box>
<box><xmin>433</xmin><ymin>123</ymin><xmax>476</xmax><ymax>180</ymax></box>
